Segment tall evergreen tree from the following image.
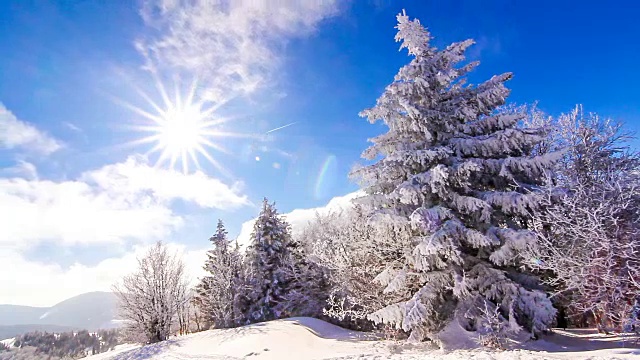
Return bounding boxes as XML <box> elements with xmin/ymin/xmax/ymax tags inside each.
<box><xmin>243</xmin><ymin>198</ymin><xmax>300</xmax><ymax>323</ymax></box>
<box><xmin>194</xmin><ymin>219</ymin><xmax>241</xmax><ymax>329</ymax></box>
<box><xmin>284</xmin><ymin>228</ymin><xmax>332</xmax><ymax>319</ymax></box>
<box><xmin>350</xmin><ymin>12</ymin><xmax>558</xmax><ymax>341</ymax></box>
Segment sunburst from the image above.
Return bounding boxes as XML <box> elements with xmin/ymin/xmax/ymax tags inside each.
<box><xmin>117</xmin><ymin>77</ymin><xmax>247</xmax><ymax>174</ymax></box>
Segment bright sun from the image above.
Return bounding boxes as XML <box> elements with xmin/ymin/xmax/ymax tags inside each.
<box><xmin>159</xmin><ymin>106</ymin><xmax>204</xmax><ymax>154</ymax></box>
<box><xmin>149</xmin><ymin>101</ymin><xmax>217</xmax><ymax>172</ymax></box>
<box><xmin>121</xmin><ymin>78</ymin><xmax>235</xmax><ymax>174</ymax></box>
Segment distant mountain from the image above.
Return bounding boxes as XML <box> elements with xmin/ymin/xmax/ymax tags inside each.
<box><xmin>0</xmin><ymin>292</ymin><xmax>119</xmax><ymax>338</ymax></box>
<box><xmin>35</xmin><ymin>292</ymin><xmax>118</xmax><ymax>329</ymax></box>
<box><xmin>0</xmin><ymin>305</ymin><xmax>46</xmax><ymax>326</ymax></box>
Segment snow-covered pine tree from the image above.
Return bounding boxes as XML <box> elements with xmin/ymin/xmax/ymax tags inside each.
<box><xmin>228</xmin><ymin>238</ymin><xmax>249</xmax><ymax>326</ymax></box>
<box><xmin>194</xmin><ymin>219</ymin><xmax>241</xmax><ymax>329</ymax></box>
<box><xmin>243</xmin><ymin>198</ymin><xmax>301</xmax><ymax>323</ymax></box>
<box><xmin>350</xmin><ymin>11</ymin><xmax>558</xmax><ymax>341</ymax></box>
<box><xmin>282</xmin><ymin>226</ymin><xmax>332</xmax><ymax>319</ymax></box>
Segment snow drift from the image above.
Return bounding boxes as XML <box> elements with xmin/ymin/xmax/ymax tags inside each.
<box><xmin>83</xmin><ymin>317</ymin><xmax>639</xmax><ymax>360</ymax></box>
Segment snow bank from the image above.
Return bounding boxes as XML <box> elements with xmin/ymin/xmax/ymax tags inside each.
<box><xmin>83</xmin><ymin>318</ymin><xmax>639</xmax><ymax>360</ymax></box>
<box><xmin>0</xmin><ymin>338</ymin><xmax>14</xmax><ymax>347</ymax></box>
<box><xmin>84</xmin><ymin>317</ymin><xmax>387</xmax><ymax>360</ymax></box>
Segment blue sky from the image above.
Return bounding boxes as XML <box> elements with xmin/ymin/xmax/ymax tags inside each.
<box><xmin>1</xmin><ymin>0</ymin><xmax>638</xmax><ymax>306</ymax></box>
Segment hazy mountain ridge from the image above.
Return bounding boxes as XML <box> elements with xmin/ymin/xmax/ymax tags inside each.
<box><xmin>0</xmin><ymin>305</ymin><xmax>47</xmax><ymax>326</ymax></box>
<box><xmin>0</xmin><ymin>292</ymin><xmax>118</xmax><ymax>339</ymax></box>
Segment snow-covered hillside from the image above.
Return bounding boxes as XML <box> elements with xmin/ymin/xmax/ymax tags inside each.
<box><xmin>0</xmin><ymin>338</ymin><xmax>14</xmax><ymax>347</ymax></box>
<box><xmin>84</xmin><ymin>317</ymin><xmax>639</xmax><ymax>360</ymax></box>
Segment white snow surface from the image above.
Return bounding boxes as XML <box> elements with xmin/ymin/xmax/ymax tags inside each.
<box><xmin>39</xmin><ymin>310</ymin><xmax>52</xmax><ymax>319</ymax></box>
<box><xmin>0</xmin><ymin>338</ymin><xmax>14</xmax><ymax>347</ymax></box>
<box><xmin>83</xmin><ymin>317</ymin><xmax>639</xmax><ymax>360</ymax></box>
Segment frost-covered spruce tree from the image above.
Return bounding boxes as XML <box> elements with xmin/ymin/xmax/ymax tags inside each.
<box><xmin>243</xmin><ymin>198</ymin><xmax>299</xmax><ymax>323</ymax></box>
<box><xmin>281</xmin><ymin>230</ymin><xmax>331</xmax><ymax>319</ymax></box>
<box><xmin>350</xmin><ymin>12</ymin><xmax>557</xmax><ymax>341</ymax></box>
<box><xmin>194</xmin><ymin>220</ymin><xmax>241</xmax><ymax>329</ymax></box>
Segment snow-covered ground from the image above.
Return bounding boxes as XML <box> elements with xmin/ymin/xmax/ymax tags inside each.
<box><xmin>83</xmin><ymin>318</ymin><xmax>639</xmax><ymax>360</ymax></box>
<box><xmin>0</xmin><ymin>338</ymin><xmax>14</xmax><ymax>347</ymax></box>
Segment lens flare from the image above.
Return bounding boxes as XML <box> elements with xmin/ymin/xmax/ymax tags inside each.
<box><xmin>314</xmin><ymin>155</ymin><xmax>337</xmax><ymax>199</ymax></box>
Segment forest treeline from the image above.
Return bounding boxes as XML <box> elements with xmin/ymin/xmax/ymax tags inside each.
<box><xmin>0</xmin><ymin>329</ymin><xmax>121</xmax><ymax>360</ymax></box>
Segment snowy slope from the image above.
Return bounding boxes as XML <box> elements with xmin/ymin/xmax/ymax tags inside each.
<box><xmin>83</xmin><ymin>317</ymin><xmax>639</xmax><ymax>360</ymax></box>
<box><xmin>0</xmin><ymin>338</ymin><xmax>14</xmax><ymax>347</ymax></box>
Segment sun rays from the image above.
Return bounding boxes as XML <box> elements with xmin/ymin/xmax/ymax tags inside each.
<box><xmin>116</xmin><ymin>77</ymin><xmax>251</xmax><ymax>174</ymax></box>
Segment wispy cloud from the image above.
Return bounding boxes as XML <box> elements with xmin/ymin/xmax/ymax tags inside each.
<box><xmin>0</xmin><ymin>102</ymin><xmax>63</xmax><ymax>155</ymax></box>
<box><xmin>63</xmin><ymin>121</ymin><xmax>83</xmax><ymax>133</ymax></box>
<box><xmin>0</xmin><ymin>155</ymin><xmax>248</xmax><ymax>249</ymax></box>
<box><xmin>137</xmin><ymin>0</ymin><xmax>341</xmax><ymax>102</ymax></box>
<box><xmin>0</xmin><ymin>160</ymin><xmax>39</xmax><ymax>180</ymax></box>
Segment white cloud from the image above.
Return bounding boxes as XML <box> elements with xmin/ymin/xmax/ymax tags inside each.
<box><xmin>138</xmin><ymin>0</ymin><xmax>341</xmax><ymax>102</ymax></box>
<box><xmin>0</xmin><ymin>103</ymin><xmax>63</xmax><ymax>155</ymax></box>
<box><xmin>86</xmin><ymin>156</ymin><xmax>249</xmax><ymax>209</ymax></box>
<box><xmin>236</xmin><ymin>191</ymin><xmax>363</xmax><ymax>248</ymax></box>
<box><xmin>0</xmin><ymin>243</ymin><xmax>208</xmax><ymax>307</ymax></box>
<box><xmin>0</xmin><ymin>176</ymin><xmax>182</xmax><ymax>249</ymax></box>
<box><xmin>0</xmin><ymin>155</ymin><xmax>248</xmax><ymax>249</ymax></box>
